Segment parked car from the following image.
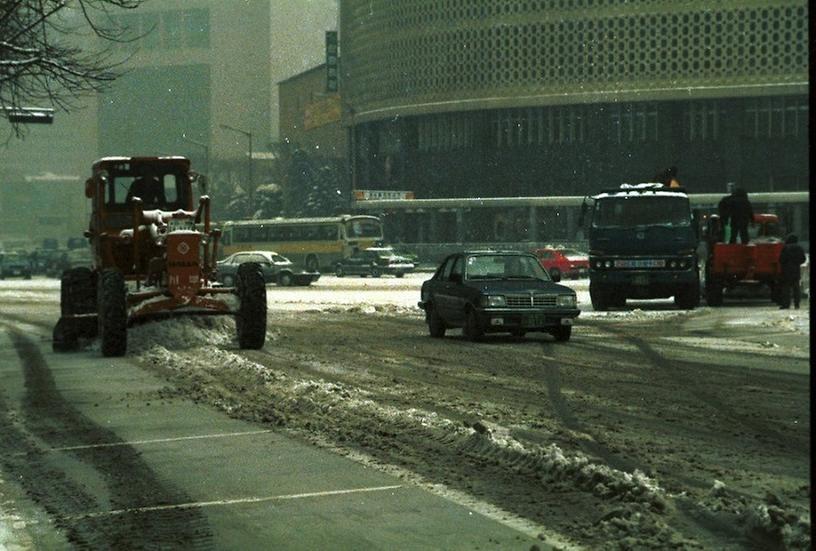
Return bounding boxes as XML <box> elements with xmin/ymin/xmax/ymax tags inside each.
<box><xmin>0</xmin><ymin>252</ymin><xmax>32</xmax><ymax>279</ymax></box>
<box><xmin>418</xmin><ymin>250</ymin><xmax>580</xmax><ymax>341</ymax></box>
<box><xmin>532</xmin><ymin>247</ymin><xmax>589</xmax><ymax>279</ymax></box>
<box><xmin>334</xmin><ymin>247</ymin><xmax>415</xmax><ymax>278</ymax></box>
<box><xmin>216</xmin><ymin>251</ymin><xmax>319</xmax><ymax>287</ymax></box>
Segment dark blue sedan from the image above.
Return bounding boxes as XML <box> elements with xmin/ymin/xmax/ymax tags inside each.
<box><xmin>418</xmin><ymin>250</ymin><xmax>580</xmax><ymax>341</ymax></box>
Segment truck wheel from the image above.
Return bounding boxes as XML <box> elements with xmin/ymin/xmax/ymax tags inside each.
<box><xmin>551</xmin><ymin>325</ymin><xmax>572</xmax><ymax>342</ymax></box>
<box><xmin>590</xmin><ymin>283</ymin><xmax>609</xmax><ymax>311</ymax></box>
<box><xmin>675</xmin><ymin>283</ymin><xmax>700</xmax><ymax>309</ymax></box>
<box><xmin>98</xmin><ymin>269</ymin><xmax>127</xmax><ymax>357</ymax></box>
<box><xmin>704</xmin><ymin>282</ymin><xmax>723</xmax><ymax>306</ymax></box>
<box><xmin>236</xmin><ymin>263</ymin><xmax>267</xmax><ymax>349</ymax></box>
<box><xmin>549</xmin><ymin>268</ymin><xmax>561</xmax><ymax>280</ymax></box>
<box><xmin>463</xmin><ymin>308</ymin><xmax>484</xmax><ymax>341</ymax></box>
<box><xmin>427</xmin><ymin>304</ymin><xmax>446</xmax><ymax>338</ymax></box>
<box><xmin>371</xmin><ymin>265</ymin><xmax>382</xmax><ymax>278</ymax></box>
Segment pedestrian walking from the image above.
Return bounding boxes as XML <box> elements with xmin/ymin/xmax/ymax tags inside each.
<box><xmin>777</xmin><ymin>234</ymin><xmax>806</xmax><ymax>309</ymax></box>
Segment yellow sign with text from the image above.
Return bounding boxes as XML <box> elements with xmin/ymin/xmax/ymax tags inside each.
<box><xmin>304</xmin><ymin>96</ymin><xmax>341</xmax><ymax>130</ymax></box>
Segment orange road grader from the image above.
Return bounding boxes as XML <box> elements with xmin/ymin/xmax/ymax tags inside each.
<box><xmin>53</xmin><ymin>156</ymin><xmax>267</xmax><ymax>356</ymax></box>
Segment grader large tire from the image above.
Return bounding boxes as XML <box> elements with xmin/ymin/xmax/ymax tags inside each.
<box><xmin>61</xmin><ymin>267</ymin><xmax>97</xmax><ymax>316</ymax></box>
<box><xmin>98</xmin><ymin>269</ymin><xmax>127</xmax><ymax>357</ymax></box>
<box><xmin>54</xmin><ymin>268</ymin><xmax>98</xmax><ymax>352</ymax></box>
<box><xmin>236</xmin><ymin>263</ymin><xmax>267</xmax><ymax>349</ymax></box>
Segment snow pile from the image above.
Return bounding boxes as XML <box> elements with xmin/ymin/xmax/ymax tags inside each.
<box><xmin>699</xmin><ymin>480</ymin><xmax>811</xmax><ymax>549</ymax></box>
<box><xmin>458</xmin><ymin>425</ymin><xmax>666</xmax><ymax>509</ymax></box>
<box><xmin>128</xmin><ymin>317</ymin><xmax>237</xmax><ymax>350</ymax></box>
<box><xmin>660</xmin><ymin>336</ymin><xmax>809</xmax><ymax>358</ymax></box>
<box><xmin>744</xmin><ymin>503</ymin><xmax>811</xmax><ymax>550</ymax></box>
<box><xmin>581</xmin><ymin>307</ymin><xmax>690</xmax><ymax>320</ymax></box>
<box><xmin>725</xmin><ymin>310</ymin><xmax>809</xmax><ymax>335</ymax></box>
<box><xmin>130</xmin><ymin>325</ymin><xmax>666</xmax><ymax>512</ymax></box>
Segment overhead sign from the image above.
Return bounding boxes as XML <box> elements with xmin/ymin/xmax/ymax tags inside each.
<box><xmin>304</xmin><ymin>96</ymin><xmax>341</xmax><ymax>130</ymax></box>
<box><xmin>326</xmin><ymin>31</ymin><xmax>339</xmax><ymax>92</ymax></box>
<box><xmin>354</xmin><ymin>190</ymin><xmax>415</xmax><ymax>201</ymax></box>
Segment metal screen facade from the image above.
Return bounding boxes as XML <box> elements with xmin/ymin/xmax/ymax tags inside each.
<box><xmin>339</xmin><ymin>1</ymin><xmax>808</xmax><ymax>197</ymax></box>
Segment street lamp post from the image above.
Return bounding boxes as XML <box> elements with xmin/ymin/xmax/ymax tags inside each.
<box><xmin>219</xmin><ymin>123</ymin><xmax>253</xmax><ymax>211</ymax></box>
<box><xmin>181</xmin><ymin>133</ymin><xmax>209</xmax><ymax>177</ymax></box>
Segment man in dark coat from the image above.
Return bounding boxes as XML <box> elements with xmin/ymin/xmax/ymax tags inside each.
<box><xmin>777</xmin><ymin>234</ymin><xmax>807</xmax><ymax>309</ymax></box>
<box><xmin>126</xmin><ymin>174</ymin><xmax>164</xmax><ymax>206</ymax></box>
<box><xmin>725</xmin><ymin>187</ymin><xmax>753</xmax><ymax>244</ymax></box>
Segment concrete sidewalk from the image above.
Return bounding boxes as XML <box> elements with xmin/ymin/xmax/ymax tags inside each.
<box><xmin>0</xmin><ymin>327</ymin><xmax>558</xmax><ymax>550</ymax></box>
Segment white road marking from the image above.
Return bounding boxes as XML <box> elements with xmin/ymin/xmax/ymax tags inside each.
<box><xmin>9</xmin><ymin>430</ymin><xmax>276</xmax><ymax>457</ymax></box>
<box><xmin>71</xmin><ymin>485</ymin><xmax>404</xmax><ymax>519</ymax></box>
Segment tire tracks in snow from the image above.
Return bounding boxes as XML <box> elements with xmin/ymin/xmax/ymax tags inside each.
<box><xmin>597</xmin><ymin>322</ymin><xmax>808</xmax><ymax>454</ymax></box>
<box><xmin>0</xmin><ymin>324</ymin><xmax>214</xmax><ymax>549</ymax></box>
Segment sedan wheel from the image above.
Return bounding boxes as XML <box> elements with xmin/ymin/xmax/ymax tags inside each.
<box><xmin>222</xmin><ymin>274</ymin><xmax>235</xmax><ymax>287</ymax></box>
<box><xmin>463</xmin><ymin>309</ymin><xmax>484</xmax><ymax>341</ymax></box>
<box><xmin>335</xmin><ymin>265</ymin><xmax>344</xmax><ymax>277</ymax></box>
<box><xmin>427</xmin><ymin>305</ymin><xmax>446</xmax><ymax>338</ymax></box>
<box><xmin>278</xmin><ymin>272</ymin><xmax>293</xmax><ymax>287</ymax></box>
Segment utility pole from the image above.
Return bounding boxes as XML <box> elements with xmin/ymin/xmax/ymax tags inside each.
<box><xmin>181</xmin><ymin>133</ymin><xmax>209</xmax><ymax>177</ymax></box>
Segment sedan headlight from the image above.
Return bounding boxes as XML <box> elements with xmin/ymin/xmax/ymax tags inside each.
<box><xmin>557</xmin><ymin>294</ymin><xmax>577</xmax><ymax>307</ymax></box>
<box><xmin>481</xmin><ymin>295</ymin><xmax>506</xmax><ymax>307</ymax></box>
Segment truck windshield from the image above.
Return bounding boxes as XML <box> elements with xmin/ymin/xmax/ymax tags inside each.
<box><xmin>592</xmin><ymin>196</ymin><xmax>691</xmax><ymax>228</ymax></box>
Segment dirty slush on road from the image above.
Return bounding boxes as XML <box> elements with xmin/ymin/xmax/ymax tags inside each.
<box><xmin>126</xmin><ymin>308</ymin><xmax>809</xmax><ymax>550</ymax></box>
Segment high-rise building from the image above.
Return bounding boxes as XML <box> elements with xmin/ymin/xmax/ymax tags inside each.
<box><xmin>339</xmin><ymin>1</ymin><xmax>809</xmax><ymax>198</ymax></box>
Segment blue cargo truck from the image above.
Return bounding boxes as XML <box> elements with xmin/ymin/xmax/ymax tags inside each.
<box><xmin>580</xmin><ymin>183</ymin><xmax>700</xmax><ymax>311</ymax></box>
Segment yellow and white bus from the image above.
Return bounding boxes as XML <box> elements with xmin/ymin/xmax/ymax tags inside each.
<box><xmin>219</xmin><ymin>215</ymin><xmax>384</xmax><ymax>272</ymax></box>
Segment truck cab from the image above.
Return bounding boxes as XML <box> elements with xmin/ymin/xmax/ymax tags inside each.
<box><xmin>582</xmin><ymin>183</ymin><xmax>700</xmax><ymax>310</ymax></box>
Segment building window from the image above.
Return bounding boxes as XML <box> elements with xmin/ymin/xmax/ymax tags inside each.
<box><xmin>609</xmin><ymin>103</ymin><xmax>658</xmax><ymax>143</ymax></box>
<box><xmin>684</xmin><ymin>101</ymin><xmax>726</xmax><ymax>142</ymax></box>
<box><xmin>183</xmin><ymin>9</ymin><xmax>210</xmax><ymax>48</ymax></box>
<box><xmin>494</xmin><ymin>106</ymin><xmax>585</xmax><ymax>147</ymax></box>
<box><xmin>118</xmin><ymin>9</ymin><xmax>210</xmax><ymax>51</ymax></box>
<box><xmin>418</xmin><ymin>114</ymin><xmax>475</xmax><ymax>151</ymax></box>
<box><xmin>162</xmin><ymin>11</ymin><xmax>182</xmax><ymax>49</ymax></box>
<box><xmin>744</xmin><ymin>97</ymin><xmax>808</xmax><ymax>139</ymax></box>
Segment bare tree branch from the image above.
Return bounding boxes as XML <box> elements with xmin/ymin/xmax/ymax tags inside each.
<box><xmin>0</xmin><ymin>0</ymin><xmax>145</xmax><ymax>136</ymax></box>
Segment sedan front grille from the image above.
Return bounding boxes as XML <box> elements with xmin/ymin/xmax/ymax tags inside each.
<box><xmin>505</xmin><ymin>294</ymin><xmax>557</xmax><ymax>307</ymax></box>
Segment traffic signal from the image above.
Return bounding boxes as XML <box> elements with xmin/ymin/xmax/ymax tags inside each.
<box><xmin>326</xmin><ymin>31</ymin><xmax>338</xmax><ymax>93</ymax></box>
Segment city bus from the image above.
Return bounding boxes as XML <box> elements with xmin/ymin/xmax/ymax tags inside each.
<box><xmin>219</xmin><ymin>215</ymin><xmax>384</xmax><ymax>272</ymax></box>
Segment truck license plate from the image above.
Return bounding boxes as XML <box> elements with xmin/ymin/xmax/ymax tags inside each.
<box><xmin>632</xmin><ymin>274</ymin><xmax>649</xmax><ymax>285</ymax></box>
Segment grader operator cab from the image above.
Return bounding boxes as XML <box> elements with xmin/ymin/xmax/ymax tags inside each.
<box><xmin>53</xmin><ymin>156</ymin><xmax>267</xmax><ymax>356</ymax></box>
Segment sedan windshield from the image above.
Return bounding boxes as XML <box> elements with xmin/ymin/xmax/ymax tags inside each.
<box><xmin>466</xmin><ymin>255</ymin><xmax>549</xmax><ymax>280</ymax></box>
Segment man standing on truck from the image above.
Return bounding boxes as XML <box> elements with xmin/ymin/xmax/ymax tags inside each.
<box><xmin>778</xmin><ymin>234</ymin><xmax>806</xmax><ymax>310</ymax></box>
<box><xmin>721</xmin><ymin>186</ymin><xmax>753</xmax><ymax>244</ymax></box>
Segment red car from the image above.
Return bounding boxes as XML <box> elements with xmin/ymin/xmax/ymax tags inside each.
<box><xmin>532</xmin><ymin>247</ymin><xmax>589</xmax><ymax>280</ymax></box>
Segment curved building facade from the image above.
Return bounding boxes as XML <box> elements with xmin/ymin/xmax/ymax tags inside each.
<box><xmin>339</xmin><ymin>0</ymin><xmax>809</xmax><ymax>198</ymax></box>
